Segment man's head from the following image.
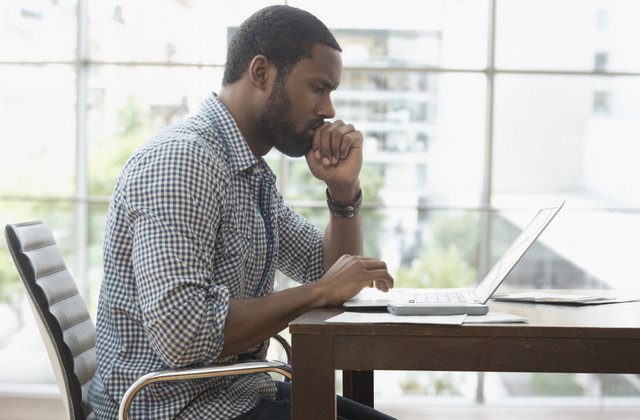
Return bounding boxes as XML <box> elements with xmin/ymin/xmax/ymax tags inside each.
<box><xmin>222</xmin><ymin>6</ymin><xmax>343</xmax><ymax>157</ymax></box>
<box><xmin>223</xmin><ymin>5</ymin><xmax>341</xmax><ymax>86</ymax></box>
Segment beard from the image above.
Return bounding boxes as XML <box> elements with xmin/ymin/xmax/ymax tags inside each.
<box><xmin>257</xmin><ymin>78</ymin><xmax>316</xmax><ymax>158</ymax></box>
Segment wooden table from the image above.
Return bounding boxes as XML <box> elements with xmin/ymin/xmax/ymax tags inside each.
<box><xmin>289</xmin><ymin>292</ymin><xmax>640</xmax><ymax>419</ymax></box>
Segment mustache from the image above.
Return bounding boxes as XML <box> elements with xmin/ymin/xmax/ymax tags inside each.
<box><xmin>307</xmin><ymin>120</ymin><xmax>325</xmax><ymax>131</ymax></box>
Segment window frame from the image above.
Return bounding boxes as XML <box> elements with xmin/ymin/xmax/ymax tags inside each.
<box><xmin>2</xmin><ymin>0</ymin><xmax>640</xmax><ymax>403</ymax></box>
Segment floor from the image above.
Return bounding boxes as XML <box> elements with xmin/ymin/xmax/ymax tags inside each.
<box><xmin>382</xmin><ymin>405</ymin><xmax>640</xmax><ymax>420</ymax></box>
<box><xmin>1</xmin><ymin>396</ymin><xmax>638</xmax><ymax>420</ymax></box>
<box><xmin>0</xmin><ymin>395</ymin><xmax>66</xmax><ymax>420</ymax></box>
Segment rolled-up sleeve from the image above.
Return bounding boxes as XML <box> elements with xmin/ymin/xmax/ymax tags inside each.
<box><xmin>124</xmin><ymin>139</ymin><xmax>229</xmax><ymax>368</ymax></box>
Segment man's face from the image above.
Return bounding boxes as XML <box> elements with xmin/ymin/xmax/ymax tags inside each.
<box><xmin>258</xmin><ymin>76</ymin><xmax>312</xmax><ymax>157</ymax></box>
<box><xmin>257</xmin><ymin>44</ymin><xmax>342</xmax><ymax>157</ymax></box>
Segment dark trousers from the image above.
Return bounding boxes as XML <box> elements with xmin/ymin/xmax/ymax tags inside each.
<box><xmin>233</xmin><ymin>381</ymin><xmax>396</xmax><ymax>420</ymax></box>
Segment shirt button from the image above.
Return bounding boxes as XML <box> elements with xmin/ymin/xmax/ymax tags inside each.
<box><xmin>251</xmin><ymin>166</ymin><xmax>260</xmax><ymax>174</ymax></box>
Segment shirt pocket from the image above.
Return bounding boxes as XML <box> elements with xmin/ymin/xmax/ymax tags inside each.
<box><xmin>221</xmin><ymin>226</ymin><xmax>250</xmax><ymax>258</ymax></box>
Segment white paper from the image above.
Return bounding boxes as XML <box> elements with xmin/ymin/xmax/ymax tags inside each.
<box><xmin>492</xmin><ymin>291</ymin><xmax>638</xmax><ymax>305</ymax></box>
<box><xmin>327</xmin><ymin>311</ymin><xmax>466</xmax><ymax>325</ymax></box>
<box><xmin>463</xmin><ymin>312</ymin><xmax>527</xmax><ymax>324</ymax></box>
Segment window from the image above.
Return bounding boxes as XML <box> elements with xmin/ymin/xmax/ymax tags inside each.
<box><xmin>1</xmin><ymin>0</ymin><xmax>639</xmax><ymax>411</ymax></box>
<box><xmin>596</xmin><ymin>8</ymin><xmax>609</xmax><ymax>31</ymax></box>
<box><xmin>595</xmin><ymin>51</ymin><xmax>609</xmax><ymax>71</ymax></box>
<box><xmin>593</xmin><ymin>90</ymin><xmax>612</xmax><ymax>115</ymax></box>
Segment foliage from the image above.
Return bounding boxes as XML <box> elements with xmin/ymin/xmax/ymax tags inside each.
<box><xmin>286</xmin><ymin>159</ymin><xmax>385</xmax><ymax>257</ymax></box>
<box><xmin>396</xmin><ymin>244</ymin><xmax>477</xmax><ymax>288</ymax></box>
<box><xmin>532</xmin><ymin>373</ymin><xmax>584</xmax><ymax>396</ymax></box>
<box><xmin>399</xmin><ymin>372</ymin><xmax>463</xmax><ymax>396</ymax></box>
<box><xmin>88</xmin><ymin>96</ymin><xmax>151</xmax><ymax>197</ymax></box>
<box><xmin>0</xmin><ymin>243</ymin><xmax>21</xmax><ymax>303</ymax></box>
<box><xmin>432</xmin><ymin>212</ymin><xmax>480</xmax><ymax>270</ymax></box>
<box><xmin>395</xmin><ymin>212</ymin><xmax>479</xmax><ymax>288</ymax></box>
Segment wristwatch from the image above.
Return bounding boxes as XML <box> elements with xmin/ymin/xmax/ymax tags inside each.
<box><xmin>326</xmin><ymin>188</ymin><xmax>362</xmax><ymax>218</ymax></box>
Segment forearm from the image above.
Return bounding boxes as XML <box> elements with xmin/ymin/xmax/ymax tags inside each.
<box><xmin>220</xmin><ymin>283</ymin><xmax>322</xmax><ymax>357</ymax></box>
<box><xmin>221</xmin><ymin>251</ymin><xmax>394</xmax><ymax>358</ymax></box>
<box><xmin>322</xmin><ymin>181</ymin><xmax>363</xmax><ymax>270</ymax></box>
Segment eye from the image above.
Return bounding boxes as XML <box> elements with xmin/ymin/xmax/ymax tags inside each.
<box><xmin>312</xmin><ymin>85</ymin><xmax>325</xmax><ymax>94</ymax></box>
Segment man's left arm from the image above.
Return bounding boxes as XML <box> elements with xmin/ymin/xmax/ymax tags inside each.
<box><xmin>307</xmin><ymin>121</ymin><xmax>366</xmax><ymax>268</ymax></box>
<box><xmin>322</xmin><ymin>180</ymin><xmax>363</xmax><ymax>267</ymax></box>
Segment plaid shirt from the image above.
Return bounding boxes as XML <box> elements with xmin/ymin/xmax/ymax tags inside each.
<box><xmin>90</xmin><ymin>93</ymin><xmax>325</xmax><ymax>419</ymax></box>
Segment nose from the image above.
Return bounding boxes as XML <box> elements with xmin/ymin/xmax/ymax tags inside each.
<box><xmin>316</xmin><ymin>94</ymin><xmax>336</xmax><ymax>119</ymax></box>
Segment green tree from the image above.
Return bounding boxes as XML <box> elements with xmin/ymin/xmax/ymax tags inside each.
<box><xmin>400</xmin><ymin>372</ymin><xmax>463</xmax><ymax>396</ymax></box>
<box><xmin>89</xmin><ymin>96</ymin><xmax>151</xmax><ymax>197</ymax></box>
<box><xmin>532</xmin><ymin>373</ymin><xmax>584</xmax><ymax>396</ymax></box>
<box><xmin>396</xmin><ymin>244</ymin><xmax>477</xmax><ymax>288</ymax></box>
<box><xmin>286</xmin><ymin>159</ymin><xmax>385</xmax><ymax>256</ymax></box>
<box><xmin>395</xmin><ymin>212</ymin><xmax>479</xmax><ymax>288</ymax></box>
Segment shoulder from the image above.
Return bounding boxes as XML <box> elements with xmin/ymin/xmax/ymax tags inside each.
<box><xmin>122</xmin><ymin>121</ymin><xmax>231</xmax><ymax>185</ymax></box>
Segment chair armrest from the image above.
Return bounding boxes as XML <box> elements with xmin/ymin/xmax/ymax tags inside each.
<box><xmin>118</xmin><ymin>360</ymin><xmax>292</xmax><ymax>420</ymax></box>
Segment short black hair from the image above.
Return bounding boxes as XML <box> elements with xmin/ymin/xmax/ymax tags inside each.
<box><xmin>222</xmin><ymin>5</ymin><xmax>342</xmax><ymax>85</ymax></box>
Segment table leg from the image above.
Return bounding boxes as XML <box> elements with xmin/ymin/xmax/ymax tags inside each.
<box><xmin>292</xmin><ymin>334</ymin><xmax>335</xmax><ymax>419</ymax></box>
<box><xmin>343</xmin><ymin>370</ymin><xmax>374</xmax><ymax>407</ymax></box>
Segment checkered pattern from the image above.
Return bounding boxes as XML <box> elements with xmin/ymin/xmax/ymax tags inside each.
<box><xmin>89</xmin><ymin>93</ymin><xmax>325</xmax><ymax>419</ymax></box>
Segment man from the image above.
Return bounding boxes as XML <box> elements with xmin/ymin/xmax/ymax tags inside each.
<box><xmin>90</xmin><ymin>5</ymin><xmax>395</xmax><ymax>419</ymax></box>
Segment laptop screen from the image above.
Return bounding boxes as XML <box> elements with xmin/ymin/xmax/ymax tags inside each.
<box><xmin>475</xmin><ymin>203</ymin><xmax>564</xmax><ymax>303</ymax></box>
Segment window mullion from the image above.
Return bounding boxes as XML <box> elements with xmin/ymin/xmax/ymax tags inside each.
<box><xmin>73</xmin><ymin>0</ymin><xmax>89</xmax><ymax>294</ymax></box>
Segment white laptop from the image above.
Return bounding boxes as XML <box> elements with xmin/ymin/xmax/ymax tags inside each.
<box><xmin>344</xmin><ymin>202</ymin><xmax>565</xmax><ymax>316</ymax></box>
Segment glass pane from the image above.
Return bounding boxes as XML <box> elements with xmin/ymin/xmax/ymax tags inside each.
<box><xmin>87</xmin><ymin>201</ymin><xmax>109</xmax><ymax>317</ymax></box>
<box><xmin>0</xmin><ymin>0</ymin><xmax>77</xmax><ymax>61</ymax></box>
<box><xmin>0</xmin><ymin>64</ymin><xmax>76</xmax><ymax>196</ymax></box>
<box><xmin>375</xmin><ymin>370</ymin><xmax>476</xmax><ymax>402</ymax></box>
<box><xmin>283</xmin><ymin>71</ymin><xmax>486</xmax><ymax>207</ymax></box>
<box><xmin>87</xmin><ymin>65</ymin><xmax>224</xmax><ymax>197</ymax></box>
<box><xmin>486</xmin><ymin>372</ymin><xmax>640</xmax><ymax>401</ymax></box>
<box><xmin>493</xmin><ymin>75</ymin><xmax>640</xmax><ymax>208</ymax></box>
<box><xmin>286</xmin><ymin>207</ymin><xmax>483</xmax><ymax>287</ymax></box>
<box><xmin>496</xmin><ymin>0</ymin><xmax>640</xmax><ymax>72</ymax></box>
<box><xmin>0</xmin><ymin>200</ymin><xmax>75</xmax><ymax>386</ymax></box>
<box><xmin>87</xmin><ymin>0</ymin><xmax>280</xmax><ymax>63</ymax></box>
<box><xmin>492</xmin><ymin>75</ymin><xmax>640</xmax><ymax>291</ymax></box>
<box><xmin>489</xmin><ymin>207</ymin><xmax>640</xmax><ymax>291</ymax></box>
<box><xmin>291</xmin><ymin>0</ymin><xmax>488</xmax><ymax>69</ymax></box>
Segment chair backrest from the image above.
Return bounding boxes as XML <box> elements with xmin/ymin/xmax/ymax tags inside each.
<box><xmin>5</xmin><ymin>221</ymin><xmax>96</xmax><ymax>420</ymax></box>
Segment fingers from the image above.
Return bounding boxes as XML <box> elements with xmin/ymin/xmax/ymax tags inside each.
<box><xmin>363</xmin><ymin>270</ymin><xmax>394</xmax><ymax>292</ymax></box>
<box><xmin>319</xmin><ymin>255</ymin><xmax>394</xmax><ymax>306</ymax></box>
<box><xmin>313</xmin><ymin>120</ymin><xmax>361</xmax><ymax>166</ymax></box>
<box><xmin>341</xmin><ymin>255</ymin><xmax>393</xmax><ymax>290</ymax></box>
<box><xmin>369</xmin><ymin>279</ymin><xmax>394</xmax><ymax>292</ymax></box>
<box><xmin>374</xmin><ymin>278</ymin><xmax>394</xmax><ymax>292</ymax></box>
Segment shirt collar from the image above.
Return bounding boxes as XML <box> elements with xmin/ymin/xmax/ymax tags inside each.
<box><xmin>198</xmin><ymin>92</ymin><xmax>274</xmax><ymax>180</ymax></box>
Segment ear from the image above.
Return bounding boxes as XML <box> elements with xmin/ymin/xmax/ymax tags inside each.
<box><xmin>248</xmin><ymin>55</ymin><xmax>272</xmax><ymax>91</ymax></box>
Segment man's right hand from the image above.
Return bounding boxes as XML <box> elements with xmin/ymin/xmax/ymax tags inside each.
<box><xmin>312</xmin><ymin>254</ymin><xmax>394</xmax><ymax>307</ymax></box>
<box><xmin>221</xmin><ymin>255</ymin><xmax>393</xmax><ymax>357</ymax></box>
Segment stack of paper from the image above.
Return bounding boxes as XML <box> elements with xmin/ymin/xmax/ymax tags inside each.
<box><xmin>492</xmin><ymin>291</ymin><xmax>638</xmax><ymax>305</ymax></box>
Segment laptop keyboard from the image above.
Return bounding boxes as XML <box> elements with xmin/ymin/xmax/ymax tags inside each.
<box><xmin>406</xmin><ymin>292</ymin><xmax>469</xmax><ymax>304</ymax></box>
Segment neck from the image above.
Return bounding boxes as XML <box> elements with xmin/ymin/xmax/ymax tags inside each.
<box><xmin>218</xmin><ymin>85</ymin><xmax>272</xmax><ymax>157</ymax></box>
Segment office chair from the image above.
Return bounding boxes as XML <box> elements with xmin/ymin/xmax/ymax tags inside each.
<box><xmin>5</xmin><ymin>221</ymin><xmax>292</xmax><ymax>420</ymax></box>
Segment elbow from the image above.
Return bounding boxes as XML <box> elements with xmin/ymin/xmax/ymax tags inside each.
<box><xmin>149</xmin><ymin>329</ymin><xmax>225</xmax><ymax>369</ymax></box>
